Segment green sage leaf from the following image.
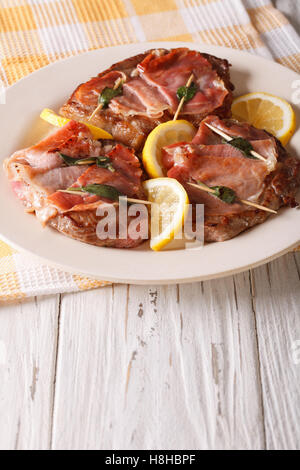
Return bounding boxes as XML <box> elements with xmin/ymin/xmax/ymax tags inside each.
<box><xmin>211</xmin><ymin>185</ymin><xmax>237</xmax><ymax>204</ymax></box>
<box><xmin>99</xmin><ymin>85</ymin><xmax>123</xmax><ymax>109</ymax></box>
<box><xmin>67</xmin><ymin>184</ymin><xmax>123</xmax><ymax>201</ymax></box>
<box><xmin>224</xmin><ymin>137</ymin><xmax>257</xmax><ymax>159</ymax></box>
<box><xmin>176</xmin><ymin>81</ymin><xmax>198</xmax><ymax>103</ymax></box>
<box><xmin>60</xmin><ymin>153</ymin><xmax>115</xmax><ymax>172</ymax></box>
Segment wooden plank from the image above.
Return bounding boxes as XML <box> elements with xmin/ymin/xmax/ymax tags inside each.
<box><xmin>52</xmin><ymin>274</ymin><xmax>264</xmax><ymax>450</ymax></box>
<box><xmin>51</xmin><ymin>285</ymin><xmax>128</xmax><ymax>450</ymax></box>
<box><xmin>0</xmin><ymin>295</ymin><xmax>60</xmax><ymax>450</ymax></box>
<box><xmin>1</xmin><ymin>252</ymin><xmax>298</xmax><ymax>450</ymax></box>
<box><xmin>252</xmin><ymin>252</ymin><xmax>300</xmax><ymax>450</ymax></box>
<box><xmin>173</xmin><ymin>274</ymin><xmax>265</xmax><ymax>450</ymax></box>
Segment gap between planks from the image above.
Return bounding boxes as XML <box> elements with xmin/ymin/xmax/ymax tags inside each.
<box><xmin>48</xmin><ymin>257</ymin><xmax>300</xmax><ymax>450</ymax></box>
<box><xmin>49</xmin><ymin>294</ymin><xmax>62</xmax><ymax>449</ymax></box>
<box><xmin>249</xmin><ymin>270</ymin><xmax>267</xmax><ymax>449</ymax></box>
<box><xmin>51</xmin><ymin>275</ymin><xmax>265</xmax><ymax>449</ymax></box>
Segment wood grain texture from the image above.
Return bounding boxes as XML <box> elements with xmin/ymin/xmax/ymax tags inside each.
<box><xmin>51</xmin><ymin>275</ymin><xmax>265</xmax><ymax>450</ymax></box>
<box><xmin>252</xmin><ymin>253</ymin><xmax>300</xmax><ymax>450</ymax></box>
<box><xmin>0</xmin><ymin>295</ymin><xmax>60</xmax><ymax>450</ymax></box>
<box><xmin>51</xmin><ymin>285</ymin><xmax>128</xmax><ymax>450</ymax></box>
<box><xmin>1</xmin><ymin>253</ymin><xmax>300</xmax><ymax>450</ymax></box>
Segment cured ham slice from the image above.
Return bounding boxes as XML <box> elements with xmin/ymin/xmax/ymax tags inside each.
<box><xmin>162</xmin><ymin>116</ymin><xmax>300</xmax><ymax>241</ymax></box>
<box><xmin>165</xmin><ymin>143</ymin><xmax>271</xmax><ymax>214</ymax></box>
<box><xmin>60</xmin><ymin>48</ymin><xmax>234</xmax><ymax>150</ymax></box>
<box><xmin>110</xmin><ymin>79</ymin><xmax>167</xmax><ymax>118</ymax></box>
<box><xmin>138</xmin><ymin>49</ymin><xmax>229</xmax><ymax>115</ymax></box>
<box><xmin>4</xmin><ymin>121</ymin><xmax>147</xmax><ymax>248</ymax></box>
<box><xmin>192</xmin><ymin>115</ymin><xmax>269</xmax><ymax>145</ymax></box>
<box><xmin>48</xmin><ymin>145</ymin><xmax>144</xmax><ymax>212</ymax></box>
<box><xmin>4</xmin><ymin>121</ymin><xmax>97</xmax><ymax>222</ymax></box>
<box><xmin>74</xmin><ymin>71</ymin><xmax>124</xmax><ymax>107</ymax></box>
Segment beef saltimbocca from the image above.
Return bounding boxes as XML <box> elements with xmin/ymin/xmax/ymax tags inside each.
<box><xmin>162</xmin><ymin>115</ymin><xmax>300</xmax><ymax>242</ymax></box>
<box><xmin>4</xmin><ymin>47</ymin><xmax>300</xmax><ymax>248</ymax></box>
<box><xmin>60</xmin><ymin>48</ymin><xmax>234</xmax><ymax>151</ymax></box>
<box><xmin>4</xmin><ymin>121</ymin><xmax>147</xmax><ymax>248</ymax></box>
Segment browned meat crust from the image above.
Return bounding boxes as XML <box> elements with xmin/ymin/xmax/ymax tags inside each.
<box><xmin>60</xmin><ymin>49</ymin><xmax>234</xmax><ymax>151</ymax></box>
<box><xmin>49</xmin><ymin>207</ymin><xmax>148</xmax><ymax>249</ymax></box>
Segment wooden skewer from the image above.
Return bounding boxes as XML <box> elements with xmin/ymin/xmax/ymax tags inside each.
<box><xmin>58</xmin><ymin>189</ymin><xmax>88</xmax><ymax>196</ymax></box>
<box><xmin>120</xmin><ymin>197</ymin><xmax>152</xmax><ymax>206</ymax></box>
<box><xmin>237</xmin><ymin>199</ymin><xmax>277</xmax><ymax>214</ymax></box>
<box><xmin>88</xmin><ymin>76</ymin><xmax>124</xmax><ymax>122</ymax></box>
<box><xmin>189</xmin><ymin>181</ymin><xmax>215</xmax><ymax>194</ymax></box>
<box><xmin>57</xmin><ymin>189</ymin><xmax>152</xmax><ymax>205</ymax></box>
<box><xmin>204</xmin><ymin>122</ymin><xmax>267</xmax><ymax>163</ymax></box>
<box><xmin>173</xmin><ymin>73</ymin><xmax>194</xmax><ymax>121</ymax></box>
<box><xmin>75</xmin><ymin>159</ymin><xmax>96</xmax><ymax>165</ymax></box>
<box><xmin>187</xmin><ymin>182</ymin><xmax>277</xmax><ymax>214</ymax></box>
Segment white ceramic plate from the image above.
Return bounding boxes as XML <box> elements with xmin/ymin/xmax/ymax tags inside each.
<box><xmin>0</xmin><ymin>42</ymin><xmax>299</xmax><ymax>284</ymax></box>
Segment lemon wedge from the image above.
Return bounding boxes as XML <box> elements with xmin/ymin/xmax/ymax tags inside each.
<box><xmin>143</xmin><ymin>178</ymin><xmax>189</xmax><ymax>251</ymax></box>
<box><xmin>232</xmin><ymin>92</ymin><xmax>296</xmax><ymax>146</ymax></box>
<box><xmin>142</xmin><ymin>120</ymin><xmax>196</xmax><ymax>178</ymax></box>
<box><xmin>40</xmin><ymin>108</ymin><xmax>113</xmax><ymax>140</ymax></box>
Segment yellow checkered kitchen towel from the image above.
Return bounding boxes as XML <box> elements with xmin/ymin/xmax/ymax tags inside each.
<box><xmin>0</xmin><ymin>0</ymin><xmax>299</xmax><ymax>302</ymax></box>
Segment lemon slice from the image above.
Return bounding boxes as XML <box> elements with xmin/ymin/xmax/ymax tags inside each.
<box><xmin>143</xmin><ymin>178</ymin><xmax>189</xmax><ymax>251</ymax></box>
<box><xmin>142</xmin><ymin>120</ymin><xmax>196</xmax><ymax>178</ymax></box>
<box><xmin>232</xmin><ymin>92</ymin><xmax>296</xmax><ymax>146</ymax></box>
<box><xmin>40</xmin><ymin>108</ymin><xmax>113</xmax><ymax>140</ymax></box>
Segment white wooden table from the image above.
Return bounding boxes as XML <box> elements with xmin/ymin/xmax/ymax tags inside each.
<box><xmin>0</xmin><ymin>251</ymin><xmax>299</xmax><ymax>450</ymax></box>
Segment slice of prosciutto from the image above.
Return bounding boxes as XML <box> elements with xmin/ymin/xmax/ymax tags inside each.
<box><xmin>48</xmin><ymin>144</ymin><xmax>144</xmax><ymax>213</ymax></box>
<box><xmin>163</xmin><ymin>116</ymin><xmax>278</xmax><ymax>214</ymax></box>
<box><xmin>60</xmin><ymin>48</ymin><xmax>234</xmax><ymax>150</ymax></box>
<box><xmin>162</xmin><ymin>116</ymin><xmax>300</xmax><ymax>241</ymax></box>
<box><xmin>110</xmin><ymin>49</ymin><xmax>232</xmax><ymax>119</ymax></box>
<box><xmin>137</xmin><ymin>49</ymin><xmax>229</xmax><ymax>115</ymax></box>
<box><xmin>4</xmin><ymin>121</ymin><xmax>147</xmax><ymax>248</ymax></box>
<box><xmin>4</xmin><ymin>121</ymin><xmax>99</xmax><ymax>224</ymax></box>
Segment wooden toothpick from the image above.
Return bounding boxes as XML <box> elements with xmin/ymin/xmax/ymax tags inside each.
<box><xmin>173</xmin><ymin>73</ymin><xmax>194</xmax><ymax>121</ymax></box>
<box><xmin>57</xmin><ymin>189</ymin><xmax>152</xmax><ymax>205</ymax></box>
<box><xmin>120</xmin><ymin>197</ymin><xmax>152</xmax><ymax>206</ymax></box>
<box><xmin>187</xmin><ymin>182</ymin><xmax>277</xmax><ymax>214</ymax></box>
<box><xmin>58</xmin><ymin>189</ymin><xmax>88</xmax><ymax>196</ymax></box>
<box><xmin>204</xmin><ymin>122</ymin><xmax>267</xmax><ymax>163</ymax></box>
<box><xmin>237</xmin><ymin>198</ymin><xmax>277</xmax><ymax>214</ymax></box>
<box><xmin>75</xmin><ymin>159</ymin><xmax>97</xmax><ymax>165</ymax></box>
